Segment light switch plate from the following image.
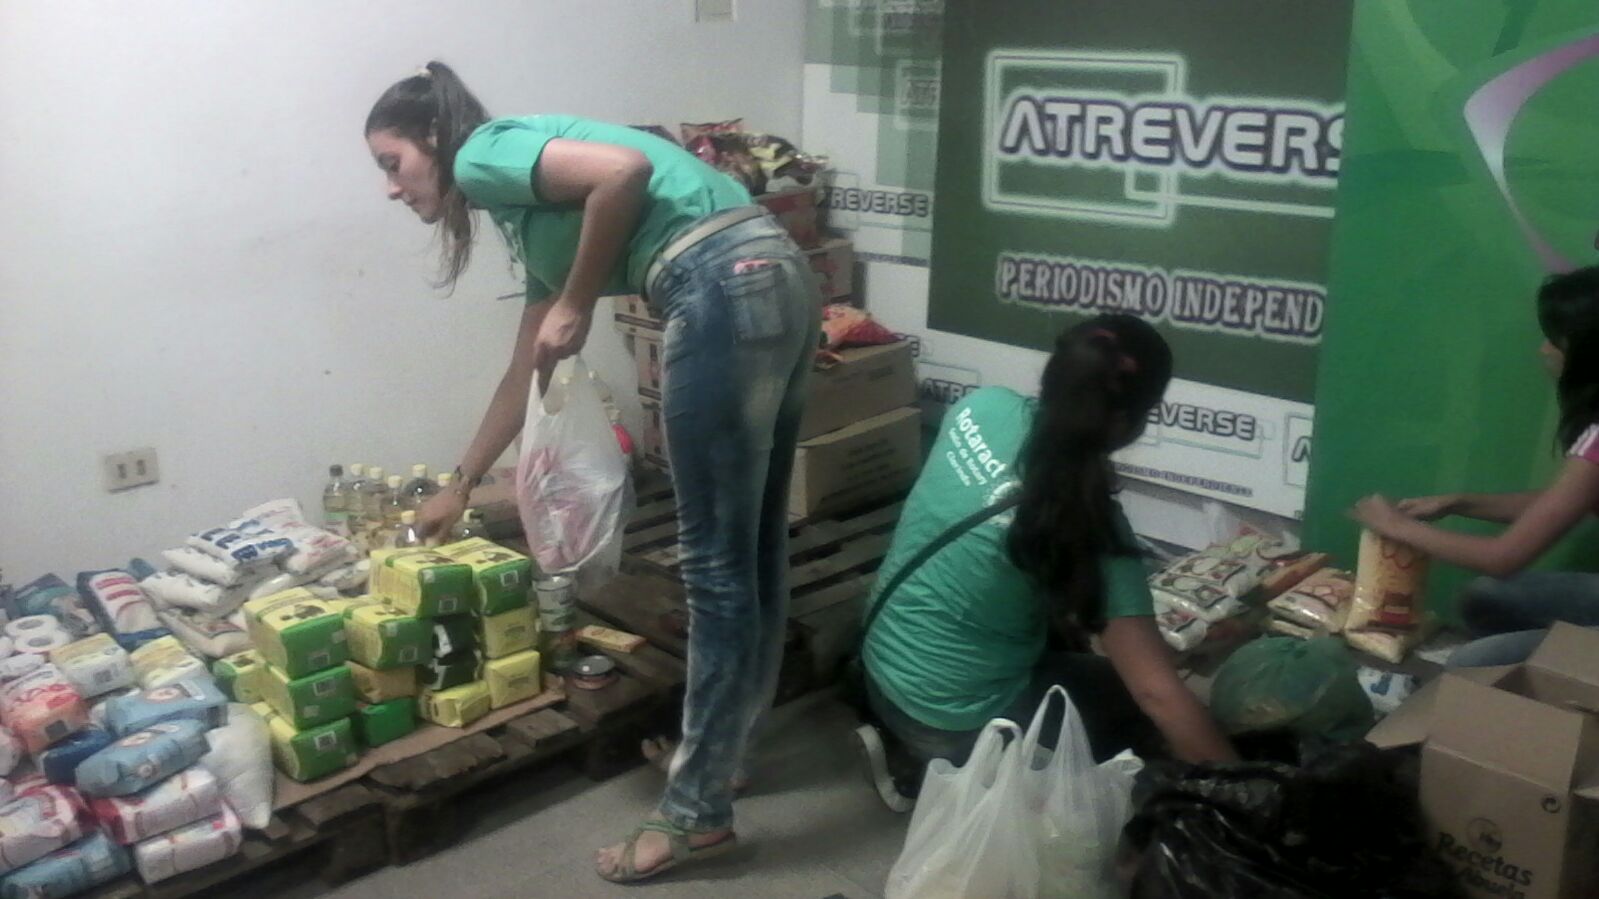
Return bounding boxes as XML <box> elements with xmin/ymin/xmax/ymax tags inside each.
<box><xmin>103</xmin><ymin>447</ymin><xmax>160</xmax><ymax>492</ymax></box>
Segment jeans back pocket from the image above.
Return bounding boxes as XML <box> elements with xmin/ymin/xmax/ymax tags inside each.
<box><xmin>720</xmin><ymin>262</ymin><xmax>789</xmax><ymax>344</ymax></box>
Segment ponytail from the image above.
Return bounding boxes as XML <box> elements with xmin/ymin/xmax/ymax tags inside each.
<box><xmin>1006</xmin><ymin>315</ymin><xmax>1172</xmax><ymax>631</ymax></box>
<box><xmin>364</xmin><ymin>61</ymin><xmax>489</xmax><ymax>288</ymax></box>
<box><xmin>1537</xmin><ymin>266</ymin><xmax>1599</xmax><ymax>450</ymax></box>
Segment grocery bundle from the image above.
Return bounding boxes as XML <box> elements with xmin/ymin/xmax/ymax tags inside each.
<box><xmin>1149</xmin><ymin>529</ymin><xmax>1432</xmax><ymax>665</ymax></box>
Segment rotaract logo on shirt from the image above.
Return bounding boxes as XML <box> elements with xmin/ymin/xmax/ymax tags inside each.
<box><xmin>986</xmin><ymin>480</ymin><xmax>1021</xmax><ymax>528</ymax></box>
<box><xmin>945</xmin><ymin>406</ymin><xmax>1010</xmax><ymax>488</ymax></box>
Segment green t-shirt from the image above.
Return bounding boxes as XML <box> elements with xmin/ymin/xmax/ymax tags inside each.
<box><xmin>452</xmin><ymin>115</ymin><xmax>752</xmax><ymax>302</ymax></box>
<box><xmin>861</xmin><ymin>387</ymin><xmax>1155</xmax><ymax>732</ymax></box>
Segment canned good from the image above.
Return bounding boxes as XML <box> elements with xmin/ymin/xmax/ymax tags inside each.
<box><xmin>569</xmin><ymin>655</ymin><xmax>618</xmax><ymax>691</ymax></box>
<box><xmin>535</xmin><ymin>575</ymin><xmax>578</xmax><ymax>672</ymax></box>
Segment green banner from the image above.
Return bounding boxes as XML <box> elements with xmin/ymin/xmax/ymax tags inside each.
<box><xmin>924</xmin><ymin>0</ymin><xmax>1353</xmax><ymax>517</ymax></box>
<box><xmin>1304</xmin><ymin>4</ymin><xmax>1599</xmax><ymax>612</ymax></box>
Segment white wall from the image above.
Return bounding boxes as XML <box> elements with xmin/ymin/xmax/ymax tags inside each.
<box><xmin>0</xmin><ymin>0</ymin><xmax>808</xmax><ymax>580</ymax></box>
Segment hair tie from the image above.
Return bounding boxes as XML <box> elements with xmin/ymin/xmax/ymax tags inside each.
<box><xmin>1085</xmin><ymin>328</ymin><xmax>1139</xmax><ymax>375</ymax></box>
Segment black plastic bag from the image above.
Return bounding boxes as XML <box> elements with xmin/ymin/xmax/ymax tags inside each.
<box><xmin>1122</xmin><ymin>742</ymin><xmax>1462</xmax><ymax>898</ymax></box>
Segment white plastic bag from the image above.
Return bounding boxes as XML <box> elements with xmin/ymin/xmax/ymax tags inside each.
<box><xmin>884</xmin><ymin>686</ymin><xmax>1138</xmax><ymax>899</ymax></box>
<box><xmin>199</xmin><ymin>704</ymin><xmax>272</xmax><ymax>830</ymax></box>
<box><xmin>516</xmin><ymin>357</ymin><xmax>631</xmax><ymax>581</ymax></box>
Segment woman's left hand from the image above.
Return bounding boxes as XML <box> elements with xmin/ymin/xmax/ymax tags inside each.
<box><xmin>1350</xmin><ymin>493</ymin><xmax>1413</xmax><ymax>537</ymax></box>
<box><xmin>532</xmin><ymin>297</ymin><xmax>594</xmax><ymax>378</ymax></box>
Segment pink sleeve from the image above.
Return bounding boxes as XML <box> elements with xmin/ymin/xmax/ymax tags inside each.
<box><xmin>1568</xmin><ymin>425</ymin><xmax>1599</xmax><ymax>464</ymax></box>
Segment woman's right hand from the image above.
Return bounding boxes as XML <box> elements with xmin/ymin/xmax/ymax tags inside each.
<box><xmin>415</xmin><ymin>489</ymin><xmax>468</xmax><ymax>542</ymax></box>
<box><xmin>1396</xmin><ymin>494</ymin><xmax>1460</xmax><ymax>521</ymax></box>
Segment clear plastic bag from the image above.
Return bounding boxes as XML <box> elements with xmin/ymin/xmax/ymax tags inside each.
<box><xmin>516</xmin><ymin>358</ymin><xmax>632</xmax><ymax>584</ymax></box>
<box><xmin>885</xmin><ymin>686</ymin><xmax>1138</xmax><ymax>899</ymax></box>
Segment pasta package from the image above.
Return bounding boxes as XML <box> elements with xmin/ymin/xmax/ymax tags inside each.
<box><xmin>1148</xmin><ymin>533</ymin><xmax>1292</xmax><ymax>623</ymax></box>
<box><xmin>1344</xmin><ymin>530</ymin><xmax>1430</xmax><ymax>663</ymax></box>
<box><xmin>1267</xmin><ymin>568</ymin><xmax>1355</xmax><ymax>635</ymax></box>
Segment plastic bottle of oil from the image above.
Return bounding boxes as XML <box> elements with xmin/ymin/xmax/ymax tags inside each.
<box><xmin>404</xmin><ymin>464</ymin><xmax>438</xmax><ymax>504</ymax></box>
<box><xmin>450</xmin><ymin>509</ymin><xmax>487</xmax><ymax>542</ymax></box>
<box><xmin>436</xmin><ymin>471</ymin><xmax>455</xmax><ymax>493</ymax></box>
<box><xmin>392</xmin><ymin>510</ymin><xmax>424</xmax><ymax>548</ymax></box>
<box><xmin>322</xmin><ymin>464</ymin><xmax>349</xmax><ymax>534</ymax></box>
<box><xmin>382</xmin><ymin>474</ymin><xmax>411</xmax><ymax>529</ymax></box>
<box><xmin>360</xmin><ymin>466</ymin><xmax>389</xmax><ymax>529</ymax></box>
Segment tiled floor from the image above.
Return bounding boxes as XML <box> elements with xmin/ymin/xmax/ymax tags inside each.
<box><xmin>244</xmin><ymin>692</ymin><xmax>910</xmax><ymax>899</ymax></box>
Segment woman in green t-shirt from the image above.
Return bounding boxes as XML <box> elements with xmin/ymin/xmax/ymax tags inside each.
<box><xmin>860</xmin><ymin>316</ymin><xmax>1235</xmax><ymax>795</ymax></box>
<box><xmin>363</xmin><ymin>63</ymin><xmax>819</xmax><ymax>883</ymax></box>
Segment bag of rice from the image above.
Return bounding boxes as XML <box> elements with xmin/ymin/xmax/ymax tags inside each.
<box><xmin>0</xmin><ymin>665</ymin><xmax>88</xmax><ymax>754</ymax></box>
<box><xmin>73</xmin><ymin>571</ymin><xmax>168</xmax><ymax>650</ymax></box>
<box><xmin>155</xmin><ymin>606</ymin><xmax>251</xmax><ymax>660</ymax></box>
<box><xmin>0</xmin><ymin>786</ymin><xmax>87</xmax><ymax>874</ymax></box>
<box><xmin>91</xmin><ymin>766</ymin><xmax>222</xmax><ymax>844</ymax></box>
<box><xmin>132</xmin><ymin>803</ymin><xmax>242</xmax><ymax>883</ymax></box>
<box><xmin>76</xmin><ymin>720</ymin><xmax>209</xmax><ymax>798</ymax></box>
<box><xmin>103</xmin><ymin>678</ymin><xmax>227</xmax><ymax>737</ymax></box>
<box><xmin>1266</xmin><ymin>568</ymin><xmax>1355</xmax><ymax>635</ymax></box>
<box><xmin>1344</xmin><ymin>530</ymin><xmax>1429</xmax><ymax>663</ymax></box>
<box><xmin>160</xmin><ymin>547</ymin><xmax>250</xmax><ymax>587</ymax></box>
<box><xmin>0</xmin><ymin>830</ymin><xmax>130</xmax><ymax>898</ymax></box>
<box><xmin>141</xmin><ymin>572</ymin><xmax>252</xmax><ymax>619</ymax></box>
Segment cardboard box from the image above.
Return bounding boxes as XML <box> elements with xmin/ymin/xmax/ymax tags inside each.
<box><xmin>798</xmin><ymin>341</ymin><xmax>917</xmax><ymax>441</ymax></box>
<box><xmin>259</xmin><ymin>664</ymin><xmax>356</xmax><ymax>731</ymax></box>
<box><xmin>639</xmin><ymin>396</ymin><xmax>670</xmax><ymax>472</ymax></box>
<box><xmin>805</xmin><ymin>237</ymin><xmax>854</xmax><ymax>300</ymax></box>
<box><xmin>1368</xmin><ymin>623</ymin><xmax>1599</xmax><ymax>899</ymax></box>
<box><xmin>354</xmin><ymin>699</ymin><xmax>416</xmax><ymax>748</ymax></box>
<box><xmin>212</xmin><ymin>650</ymin><xmax>266</xmax><ymax>705</ymax></box>
<box><xmin>256</xmin><ymin>702</ymin><xmax>357</xmax><ymax>783</ymax></box>
<box><xmin>480</xmin><ymin>606</ymin><xmax>538</xmax><ymax>660</ymax></box>
<box><xmin>790</xmin><ymin>406</ymin><xmax>921</xmax><ymax>519</ymax></box>
<box><xmin>613</xmin><ymin>295</ymin><xmax>664</xmax><ymax>340</ymax></box>
<box><xmin>420</xmin><ymin>681</ymin><xmax>492</xmax><ymax>728</ymax></box>
<box><xmin>435</xmin><ymin>539</ymin><xmax>532</xmax><ymax>615</ymax></box>
<box><xmin>755</xmin><ymin>186</ymin><xmax>822</xmax><ymax>248</ymax></box>
<box><xmin>347</xmin><ymin>662</ymin><xmax>416</xmax><ymax>704</ymax></box>
<box><xmin>342</xmin><ymin>600</ymin><xmax>428</xmax><ymax>669</ymax></box>
<box><xmin>631</xmin><ymin>333</ymin><xmax>667</xmax><ymax>400</ymax></box>
<box><xmin>484</xmin><ymin>651</ymin><xmax>542</xmax><ymax>709</ymax></box>
<box><xmin>370</xmin><ymin>549</ymin><xmax>472</xmax><ymax>619</ymax></box>
<box><xmin>241</xmin><ymin>591</ymin><xmax>348</xmax><ymax>679</ymax></box>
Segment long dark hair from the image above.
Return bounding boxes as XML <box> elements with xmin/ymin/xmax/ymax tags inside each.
<box><xmin>1536</xmin><ymin>265</ymin><xmax>1599</xmax><ymax>449</ymax></box>
<box><xmin>364</xmin><ymin>61</ymin><xmax>489</xmax><ymax>287</ymax></box>
<box><xmin>1007</xmin><ymin>315</ymin><xmax>1173</xmax><ymax>631</ymax></box>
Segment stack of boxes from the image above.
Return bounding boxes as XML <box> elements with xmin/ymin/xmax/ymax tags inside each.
<box><xmin>618</xmin><ymin>184</ymin><xmax>921</xmax><ymax>518</ymax></box>
<box><xmin>371</xmin><ymin>542</ymin><xmax>541</xmax><ymax>731</ymax></box>
<box><xmin>238</xmin><ymin>589</ymin><xmax>359</xmax><ymax>782</ymax></box>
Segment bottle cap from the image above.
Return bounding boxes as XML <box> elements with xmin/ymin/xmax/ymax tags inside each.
<box><xmin>388</xmin><ymin>475</ymin><xmax>402</xmax><ymax>489</ymax></box>
<box><xmin>412</xmin><ymin>464</ymin><xmax>428</xmax><ymax>478</ymax></box>
<box><xmin>437</xmin><ymin>472</ymin><xmax>454</xmax><ymax>487</ymax></box>
<box><xmin>350</xmin><ymin>463</ymin><xmax>365</xmax><ymax>477</ymax></box>
<box><xmin>330</xmin><ymin>464</ymin><xmax>343</xmax><ymax>477</ymax></box>
<box><xmin>369</xmin><ymin>467</ymin><xmax>384</xmax><ymax>481</ymax></box>
<box><xmin>401</xmin><ymin>511</ymin><xmax>416</xmax><ymax>524</ymax></box>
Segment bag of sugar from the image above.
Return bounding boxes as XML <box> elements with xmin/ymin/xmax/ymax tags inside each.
<box><xmin>103</xmin><ymin>678</ymin><xmax>227</xmax><ymax>737</ymax></box>
<box><xmin>76</xmin><ymin>720</ymin><xmax>209</xmax><ymax>798</ymax></box>
<box><xmin>141</xmin><ymin>572</ymin><xmax>252</xmax><ymax>619</ymax></box>
<box><xmin>0</xmin><ymin>665</ymin><xmax>88</xmax><ymax>754</ymax></box>
<box><xmin>0</xmin><ymin>830</ymin><xmax>130</xmax><ymax>899</ymax></box>
<box><xmin>91</xmin><ymin>766</ymin><xmax>221</xmax><ymax>845</ymax></box>
<box><xmin>0</xmin><ymin>786</ymin><xmax>87</xmax><ymax>874</ymax></box>
<box><xmin>133</xmin><ymin>802</ymin><xmax>242</xmax><ymax>884</ymax></box>
<box><xmin>73</xmin><ymin>571</ymin><xmax>168</xmax><ymax>650</ymax></box>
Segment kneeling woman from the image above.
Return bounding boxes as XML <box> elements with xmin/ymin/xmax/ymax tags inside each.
<box><xmin>861</xmin><ymin>315</ymin><xmax>1236</xmax><ymax>766</ymax></box>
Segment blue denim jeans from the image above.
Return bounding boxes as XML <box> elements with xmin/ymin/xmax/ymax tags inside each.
<box><xmin>1447</xmin><ymin>572</ymin><xmax>1599</xmax><ymax>667</ymax></box>
<box><xmin>648</xmin><ymin>213</ymin><xmax>820</xmax><ymax>831</ymax></box>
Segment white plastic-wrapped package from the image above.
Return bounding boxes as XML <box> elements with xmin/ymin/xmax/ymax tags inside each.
<box><xmin>155</xmin><ymin>607</ymin><xmax>251</xmax><ymax>660</ymax></box>
<box><xmin>317</xmin><ymin>560</ymin><xmax>369</xmax><ymax>594</ymax></box>
<box><xmin>1154</xmin><ymin>598</ymin><xmax>1209</xmax><ymax>652</ymax></box>
<box><xmin>198</xmin><ymin>704</ymin><xmax>273</xmax><ymax>830</ymax></box>
<box><xmin>141</xmin><ymin>573</ymin><xmax>252</xmax><ymax>619</ymax></box>
<box><xmin>91</xmin><ymin>767</ymin><xmax>222</xmax><ymax>845</ymax></box>
<box><xmin>1267</xmin><ymin>568</ymin><xmax>1355</xmax><ymax>635</ymax></box>
<box><xmin>129</xmin><ymin>638</ymin><xmax>210</xmax><ymax>691</ymax></box>
<box><xmin>49</xmin><ymin>635</ymin><xmax>135</xmax><ymax>700</ymax></box>
<box><xmin>0</xmin><ymin>665</ymin><xmax>89</xmax><ymax>754</ymax></box>
<box><xmin>160</xmin><ymin>548</ymin><xmax>248</xmax><ymax>587</ymax></box>
<box><xmin>0</xmin><ymin>786</ymin><xmax>86</xmax><ymax>874</ymax></box>
<box><xmin>73</xmin><ymin>571</ymin><xmax>167</xmax><ymax>649</ymax></box>
<box><xmin>233</xmin><ymin>500</ymin><xmax>356</xmax><ymax>577</ymax></box>
<box><xmin>187</xmin><ymin>519</ymin><xmax>294</xmax><ymax>569</ymax></box>
<box><xmin>0</xmin><ymin>655</ymin><xmax>44</xmax><ymax>682</ymax></box>
<box><xmin>133</xmin><ymin>803</ymin><xmax>242</xmax><ymax>884</ymax></box>
<box><xmin>0</xmin><ymin>727</ymin><xmax>24</xmax><ymax>777</ymax></box>
<box><xmin>1147</xmin><ymin>533</ymin><xmax>1292</xmax><ymax>624</ymax></box>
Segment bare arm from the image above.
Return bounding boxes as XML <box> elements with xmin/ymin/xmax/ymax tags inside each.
<box><xmin>1099</xmin><ymin>616</ymin><xmax>1238</xmax><ymax>764</ymax></box>
<box><xmin>1400</xmin><ymin>491</ymin><xmax>1544</xmax><ymax>524</ymax></box>
<box><xmin>414</xmin><ymin>302</ymin><xmax>550</xmax><ymax>538</ymax></box>
<box><xmin>527</xmin><ymin>139</ymin><xmax>654</xmax><ymax>377</ymax></box>
<box><xmin>1358</xmin><ymin>459</ymin><xmax>1599</xmax><ymax>578</ymax></box>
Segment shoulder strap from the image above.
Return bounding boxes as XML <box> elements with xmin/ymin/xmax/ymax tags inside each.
<box><xmin>861</xmin><ymin>493</ymin><xmax>1022</xmax><ymax>639</ymax></box>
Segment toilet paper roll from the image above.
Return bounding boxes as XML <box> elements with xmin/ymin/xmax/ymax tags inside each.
<box><xmin>0</xmin><ymin>654</ymin><xmax>45</xmax><ymax>681</ymax></box>
<box><xmin>17</xmin><ymin>631</ymin><xmax>72</xmax><ymax>656</ymax></box>
<box><xmin>5</xmin><ymin>616</ymin><xmax>63</xmax><ymax>641</ymax></box>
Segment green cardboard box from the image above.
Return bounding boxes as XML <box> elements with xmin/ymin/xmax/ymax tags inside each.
<box><xmin>423</xmin><ymin>651</ymin><xmax>478</xmax><ymax>692</ymax></box>
<box><xmin>343</xmin><ymin>600</ymin><xmax>429</xmax><ymax>669</ymax></box>
<box><xmin>371</xmin><ymin>549</ymin><xmax>473</xmax><ymax>619</ymax></box>
<box><xmin>431</xmin><ymin>616</ymin><xmax>477</xmax><ymax>659</ymax></box>
<box><xmin>212</xmin><ymin>650</ymin><xmax>266</xmax><ymax>704</ymax></box>
<box><xmin>420</xmin><ymin>681</ymin><xmax>491</xmax><ymax>728</ymax></box>
<box><xmin>437</xmin><ymin>538</ymin><xmax>533</xmax><ymax>615</ymax></box>
<box><xmin>243</xmin><ymin>589</ymin><xmax>349</xmax><ymax>678</ymax></box>
<box><xmin>355</xmin><ymin>699</ymin><xmax>416</xmax><ymax>748</ymax></box>
<box><xmin>259</xmin><ymin>663</ymin><xmax>357</xmax><ymax>730</ymax></box>
<box><xmin>257</xmin><ymin>702</ymin><xmax>357</xmax><ymax>782</ymax></box>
